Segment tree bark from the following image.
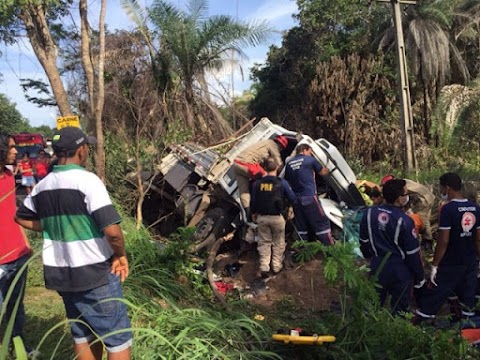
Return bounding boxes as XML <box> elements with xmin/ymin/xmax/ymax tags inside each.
<box><xmin>19</xmin><ymin>4</ymin><xmax>72</xmax><ymax>116</ymax></box>
<box><xmin>79</xmin><ymin>0</ymin><xmax>106</xmax><ymax>180</ymax></box>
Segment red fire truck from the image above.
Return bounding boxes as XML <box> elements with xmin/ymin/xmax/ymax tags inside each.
<box><xmin>12</xmin><ymin>132</ymin><xmax>47</xmax><ymax>160</ymax></box>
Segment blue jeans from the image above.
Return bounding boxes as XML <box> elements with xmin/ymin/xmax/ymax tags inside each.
<box><xmin>0</xmin><ymin>254</ymin><xmax>29</xmax><ymax>339</ymax></box>
<box><xmin>59</xmin><ymin>273</ymin><xmax>132</xmax><ymax>353</ymax></box>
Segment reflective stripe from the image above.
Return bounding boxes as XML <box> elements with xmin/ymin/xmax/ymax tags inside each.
<box><xmin>415</xmin><ymin>309</ymin><xmax>435</xmax><ymax>318</ymax></box>
<box><xmin>447</xmin><ymin>296</ymin><xmax>458</xmax><ymax>300</ymax></box>
<box><xmin>394</xmin><ymin>218</ymin><xmax>405</xmax><ymax>259</ymax></box>
<box><xmin>462</xmin><ymin>310</ymin><xmax>475</xmax><ymax>316</ymax></box>
<box><xmin>366</xmin><ymin>208</ymin><xmax>378</xmax><ymax>257</ymax></box>
<box><xmin>438</xmin><ymin>226</ymin><xmax>451</xmax><ymax>230</ymax></box>
<box><xmin>316</xmin><ymin>230</ymin><xmax>331</xmax><ymax>235</ymax></box>
<box><xmin>406</xmin><ymin>246</ymin><xmax>420</xmax><ymax>255</ymax></box>
<box><xmin>359</xmin><ymin>238</ymin><xmax>369</xmax><ymax>243</ymax></box>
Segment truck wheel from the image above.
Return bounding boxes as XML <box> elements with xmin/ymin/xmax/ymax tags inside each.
<box><xmin>193</xmin><ymin>208</ymin><xmax>228</xmax><ymax>252</ymax></box>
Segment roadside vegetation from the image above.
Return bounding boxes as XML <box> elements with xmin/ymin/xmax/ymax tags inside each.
<box><xmin>2</xmin><ymin>0</ymin><xmax>480</xmax><ymax>358</ymax></box>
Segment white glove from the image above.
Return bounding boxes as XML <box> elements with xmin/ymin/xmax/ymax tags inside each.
<box><xmin>430</xmin><ymin>265</ymin><xmax>438</xmax><ymax>286</ymax></box>
<box><xmin>414</xmin><ymin>279</ymin><xmax>425</xmax><ymax>289</ymax></box>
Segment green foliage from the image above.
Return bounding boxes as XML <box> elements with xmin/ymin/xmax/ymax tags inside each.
<box><xmin>0</xmin><ymin>94</ymin><xmax>30</xmax><ymax>134</ymax></box>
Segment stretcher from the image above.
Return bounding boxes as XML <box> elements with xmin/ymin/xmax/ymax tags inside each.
<box><xmin>272</xmin><ymin>333</ymin><xmax>336</xmax><ymax>345</ymax></box>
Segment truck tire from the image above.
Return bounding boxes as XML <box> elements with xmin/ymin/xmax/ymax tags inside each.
<box><xmin>193</xmin><ymin>208</ymin><xmax>228</xmax><ymax>252</ymax></box>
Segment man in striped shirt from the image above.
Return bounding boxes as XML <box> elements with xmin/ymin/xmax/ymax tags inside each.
<box><xmin>15</xmin><ymin>127</ymin><xmax>132</xmax><ymax>360</ymax></box>
<box><xmin>359</xmin><ymin>178</ymin><xmax>425</xmax><ymax>314</ymax></box>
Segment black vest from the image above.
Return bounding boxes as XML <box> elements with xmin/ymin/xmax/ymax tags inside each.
<box><xmin>253</xmin><ymin>176</ymin><xmax>284</xmax><ymax>215</ymax></box>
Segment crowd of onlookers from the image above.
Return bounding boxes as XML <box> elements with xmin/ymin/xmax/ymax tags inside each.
<box><xmin>13</xmin><ymin>150</ymin><xmax>53</xmax><ymax>195</ymax></box>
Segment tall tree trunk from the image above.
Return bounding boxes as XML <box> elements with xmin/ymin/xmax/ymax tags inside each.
<box><xmin>79</xmin><ymin>0</ymin><xmax>106</xmax><ymax>180</ymax></box>
<box><xmin>19</xmin><ymin>4</ymin><xmax>72</xmax><ymax>116</ymax></box>
<box><xmin>94</xmin><ymin>0</ymin><xmax>107</xmax><ymax>180</ymax></box>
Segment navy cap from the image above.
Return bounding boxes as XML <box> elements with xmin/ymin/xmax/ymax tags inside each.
<box><xmin>52</xmin><ymin>127</ymin><xmax>96</xmax><ymax>155</ymax></box>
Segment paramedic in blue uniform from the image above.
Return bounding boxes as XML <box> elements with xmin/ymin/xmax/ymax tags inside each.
<box><xmin>359</xmin><ymin>178</ymin><xmax>425</xmax><ymax>314</ymax></box>
<box><xmin>415</xmin><ymin>173</ymin><xmax>480</xmax><ymax>322</ymax></box>
<box><xmin>285</xmin><ymin>143</ymin><xmax>332</xmax><ymax>245</ymax></box>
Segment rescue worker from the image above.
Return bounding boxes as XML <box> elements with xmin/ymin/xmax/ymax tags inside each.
<box><xmin>285</xmin><ymin>143</ymin><xmax>332</xmax><ymax>245</ymax></box>
<box><xmin>359</xmin><ymin>179</ymin><xmax>425</xmax><ymax>314</ymax></box>
<box><xmin>414</xmin><ymin>173</ymin><xmax>480</xmax><ymax>323</ymax></box>
<box><xmin>250</xmin><ymin>157</ymin><xmax>297</xmax><ymax>277</ymax></box>
<box><xmin>233</xmin><ymin>135</ymin><xmax>288</xmax><ymax>216</ymax></box>
<box><xmin>381</xmin><ymin>174</ymin><xmax>435</xmax><ymax>248</ymax></box>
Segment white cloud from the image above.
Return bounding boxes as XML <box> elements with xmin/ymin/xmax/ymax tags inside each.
<box><xmin>246</xmin><ymin>0</ymin><xmax>297</xmax><ymax>28</ymax></box>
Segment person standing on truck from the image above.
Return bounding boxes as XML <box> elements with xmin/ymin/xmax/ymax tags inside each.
<box><xmin>414</xmin><ymin>173</ymin><xmax>480</xmax><ymax>324</ymax></box>
<box><xmin>285</xmin><ymin>143</ymin><xmax>332</xmax><ymax>245</ymax></box>
<box><xmin>0</xmin><ymin>133</ymin><xmax>36</xmax><ymax>355</ymax></box>
<box><xmin>14</xmin><ymin>152</ymin><xmax>35</xmax><ymax>195</ymax></box>
<box><xmin>15</xmin><ymin>127</ymin><xmax>132</xmax><ymax>360</ymax></box>
<box><xmin>250</xmin><ymin>157</ymin><xmax>297</xmax><ymax>277</ymax></box>
<box><xmin>359</xmin><ymin>179</ymin><xmax>425</xmax><ymax>314</ymax></box>
<box><xmin>233</xmin><ymin>135</ymin><xmax>288</xmax><ymax>217</ymax></box>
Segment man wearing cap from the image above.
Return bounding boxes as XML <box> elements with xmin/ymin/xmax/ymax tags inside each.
<box><xmin>381</xmin><ymin>174</ymin><xmax>435</xmax><ymax>248</ymax></box>
<box><xmin>359</xmin><ymin>179</ymin><xmax>425</xmax><ymax>314</ymax></box>
<box><xmin>414</xmin><ymin>173</ymin><xmax>480</xmax><ymax>324</ymax></box>
<box><xmin>15</xmin><ymin>127</ymin><xmax>132</xmax><ymax>360</ymax></box>
<box><xmin>285</xmin><ymin>143</ymin><xmax>332</xmax><ymax>245</ymax></box>
<box><xmin>233</xmin><ymin>135</ymin><xmax>288</xmax><ymax>214</ymax></box>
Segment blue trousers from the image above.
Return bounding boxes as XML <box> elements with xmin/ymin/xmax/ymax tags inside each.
<box><xmin>293</xmin><ymin>195</ymin><xmax>333</xmax><ymax>245</ymax></box>
<box><xmin>0</xmin><ymin>254</ymin><xmax>29</xmax><ymax>339</ymax></box>
<box><xmin>417</xmin><ymin>260</ymin><xmax>477</xmax><ymax>318</ymax></box>
<box><xmin>371</xmin><ymin>257</ymin><xmax>413</xmax><ymax>314</ymax></box>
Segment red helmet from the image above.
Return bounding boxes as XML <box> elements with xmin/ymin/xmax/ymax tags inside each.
<box><xmin>380</xmin><ymin>174</ymin><xmax>395</xmax><ymax>186</ymax></box>
<box><xmin>275</xmin><ymin>135</ymin><xmax>288</xmax><ymax>149</ymax></box>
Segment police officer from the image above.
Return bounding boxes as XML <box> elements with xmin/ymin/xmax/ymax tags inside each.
<box><xmin>250</xmin><ymin>157</ymin><xmax>297</xmax><ymax>277</ymax></box>
<box><xmin>359</xmin><ymin>179</ymin><xmax>425</xmax><ymax>314</ymax></box>
<box><xmin>285</xmin><ymin>143</ymin><xmax>332</xmax><ymax>245</ymax></box>
<box><xmin>415</xmin><ymin>173</ymin><xmax>480</xmax><ymax>323</ymax></box>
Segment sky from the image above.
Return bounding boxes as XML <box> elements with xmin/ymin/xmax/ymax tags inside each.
<box><xmin>0</xmin><ymin>0</ymin><xmax>298</xmax><ymax>128</ymax></box>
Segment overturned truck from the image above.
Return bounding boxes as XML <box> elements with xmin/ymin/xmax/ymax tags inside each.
<box><xmin>140</xmin><ymin>118</ymin><xmax>366</xmax><ymax>251</ymax></box>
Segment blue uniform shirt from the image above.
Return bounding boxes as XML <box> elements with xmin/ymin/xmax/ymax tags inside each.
<box><xmin>359</xmin><ymin>204</ymin><xmax>424</xmax><ymax>283</ymax></box>
<box><xmin>285</xmin><ymin>154</ymin><xmax>323</xmax><ymax>196</ymax></box>
<box><xmin>438</xmin><ymin>199</ymin><xmax>480</xmax><ymax>266</ymax></box>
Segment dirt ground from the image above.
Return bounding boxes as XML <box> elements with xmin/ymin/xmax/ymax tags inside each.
<box><xmin>213</xmin><ymin>247</ymin><xmax>338</xmax><ymax>311</ymax></box>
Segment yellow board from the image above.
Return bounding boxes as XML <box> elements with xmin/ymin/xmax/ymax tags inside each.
<box><xmin>272</xmin><ymin>334</ymin><xmax>336</xmax><ymax>346</ymax></box>
<box><xmin>56</xmin><ymin>115</ymin><xmax>80</xmax><ymax>129</ymax></box>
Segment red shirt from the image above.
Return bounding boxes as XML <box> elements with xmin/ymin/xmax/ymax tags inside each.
<box><xmin>0</xmin><ymin>168</ymin><xmax>30</xmax><ymax>264</ymax></box>
<box><xmin>19</xmin><ymin>160</ymin><xmax>33</xmax><ymax>177</ymax></box>
<box><xmin>35</xmin><ymin>159</ymin><xmax>48</xmax><ymax>177</ymax></box>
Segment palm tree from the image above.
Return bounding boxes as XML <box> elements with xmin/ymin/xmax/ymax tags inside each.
<box><xmin>122</xmin><ymin>0</ymin><xmax>271</xmax><ymax>138</ymax></box>
<box><xmin>377</xmin><ymin>0</ymin><xmax>470</xmax><ymax>142</ymax></box>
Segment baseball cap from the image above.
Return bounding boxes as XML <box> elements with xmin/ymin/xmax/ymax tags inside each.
<box><xmin>52</xmin><ymin>127</ymin><xmax>96</xmax><ymax>155</ymax></box>
<box><xmin>275</xmin><ymin>135</ymin><xmax>288</xmax><ymax>149</ymax></box>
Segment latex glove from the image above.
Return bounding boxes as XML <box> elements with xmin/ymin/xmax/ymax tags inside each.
<box><xmin>414</xmin><ymin>279</ymin><xmax>426</xmax><ymax>289</ymax></box>
<box><xmin>430</xmin><ymin>265</ymin><xmax>438</xmax><ymax>286</ymax></box>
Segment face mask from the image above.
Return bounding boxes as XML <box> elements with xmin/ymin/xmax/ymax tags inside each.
<box><xmin>440</xmin><ymin>193</ymin><xmax>448</xmax><ymax>201</ymax></box>
<box><xmin>402</xmin><ymin>195</ymin><xmax>409</xmax><ymax>207</ymax></box>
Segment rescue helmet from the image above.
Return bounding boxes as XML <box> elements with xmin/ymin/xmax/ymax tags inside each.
<box><xmin>275</xmin><ymin>135</ymin><xmax>288</xmax><ymax>149</ymax></box>
<box><xmin>380</xmin><ymin>174</ymin><xmax>395</xmax><ymax>186</ymax></box>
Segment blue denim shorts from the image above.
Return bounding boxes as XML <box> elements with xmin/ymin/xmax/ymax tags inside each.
<box><xmin>21</xmin><ymin>176</ymin><xmax>35</xmax><ymax>187</ymax></box>
<box><xmin>59</xmin><ymin>273</ymin><xmax>132</xmax><ymax>353</ymax></box>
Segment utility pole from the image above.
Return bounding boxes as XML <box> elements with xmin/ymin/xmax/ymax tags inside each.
<box><xmin>378</xmin><ymin>0</ymin><xmax>417</xmax><ymax>175</ymax></box>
